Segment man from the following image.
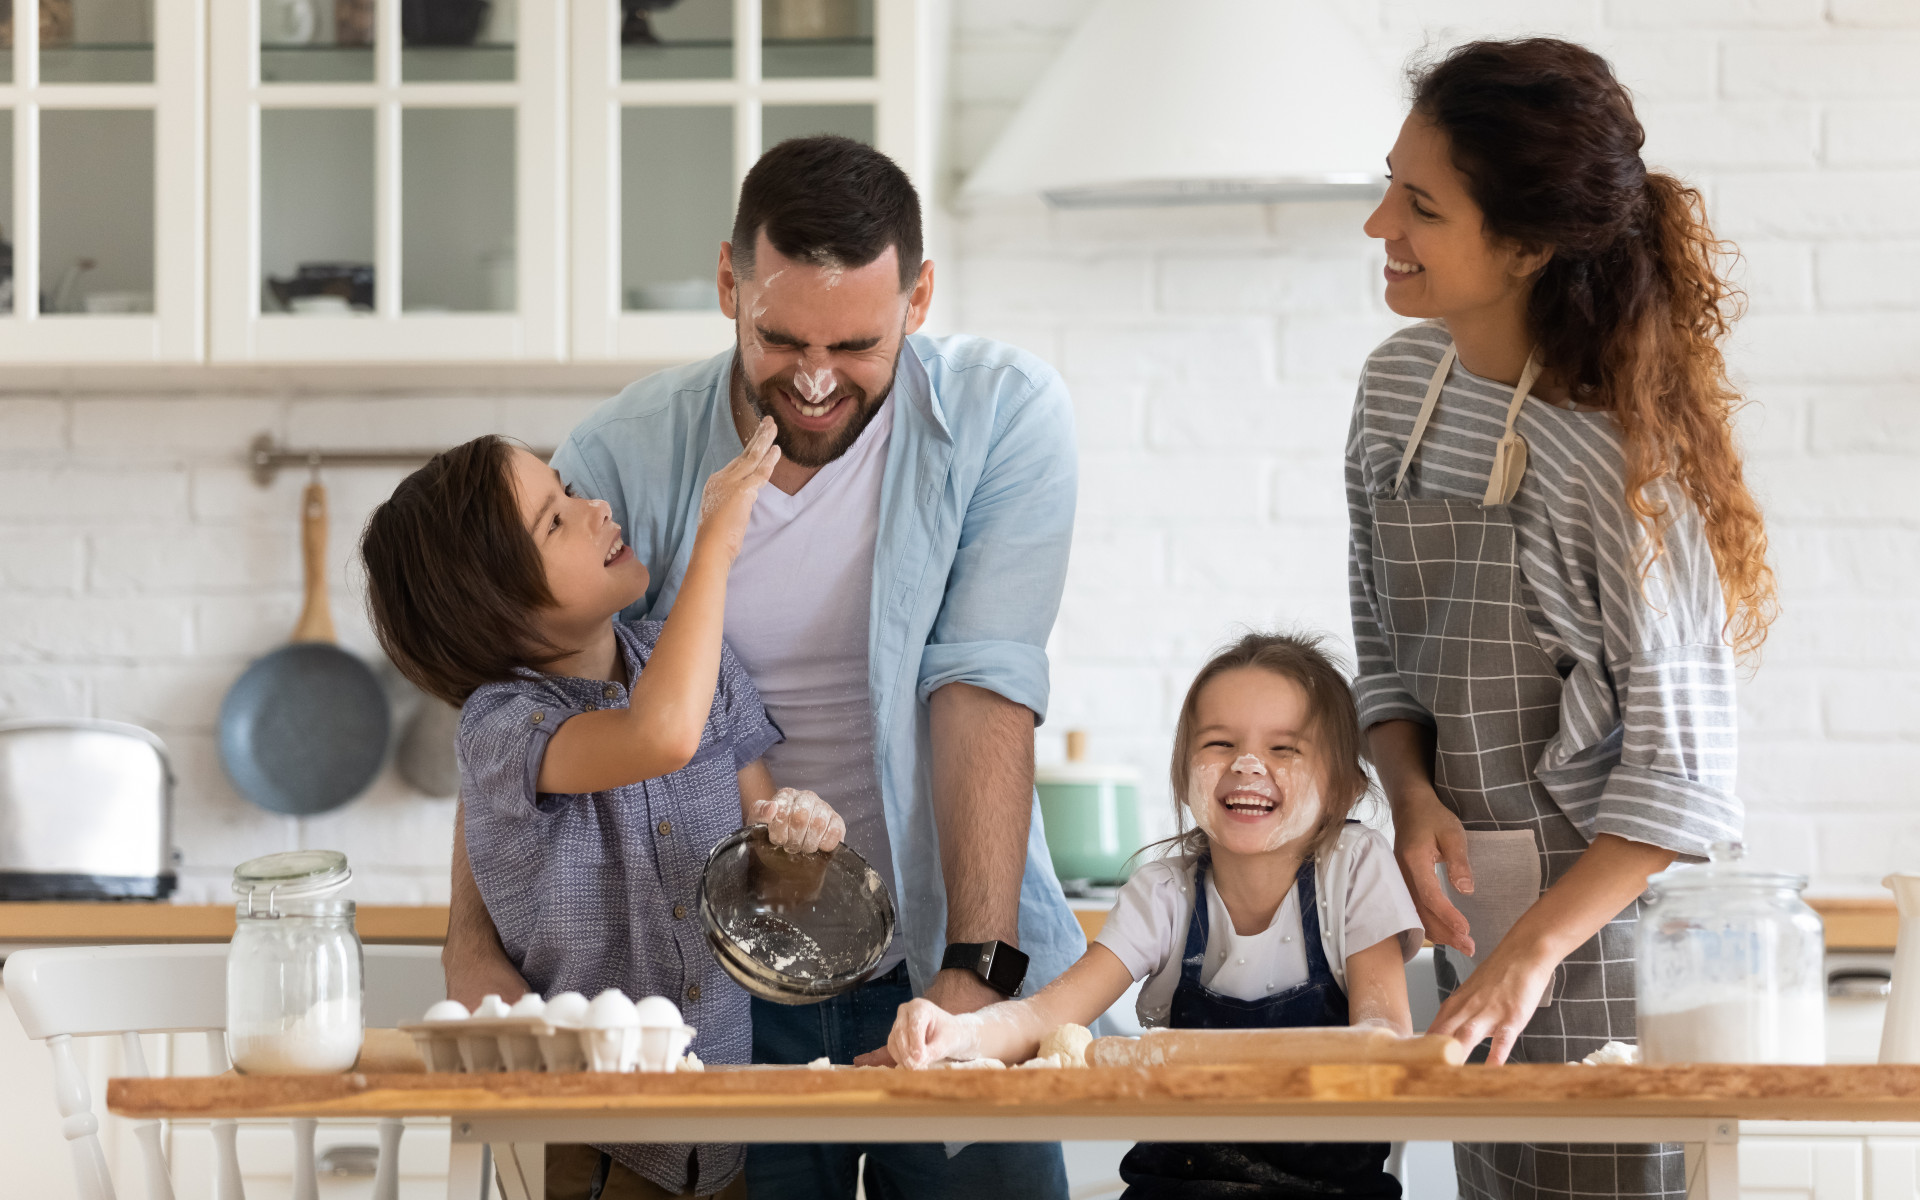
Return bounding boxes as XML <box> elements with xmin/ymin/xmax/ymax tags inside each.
<box><xmin>443</xmin><ymin>135</ymin><xmax>1083</xmax><ymax>1199</ymax></box>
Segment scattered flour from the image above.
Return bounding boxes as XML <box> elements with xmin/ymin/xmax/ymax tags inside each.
<box><xmin>807</xmin><ymin>1056</ymin><xmax>833</xmax><ymax>1070</ymax></box>
<box><xmin>932</xmin><ymin>1058</ymin><xmax>1007</xmax><ymax>1070</ymax></box>
<box><xmin>1579</xmin><ymin>1041</ymin><xmax>1641</xmax><ymax>1066</ymax></box>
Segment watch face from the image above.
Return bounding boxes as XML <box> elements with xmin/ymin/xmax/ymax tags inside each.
<box><xmin>984</xmin><ymin>941</ymin><xmax>1030</xmax><ymax>996</ymax></box>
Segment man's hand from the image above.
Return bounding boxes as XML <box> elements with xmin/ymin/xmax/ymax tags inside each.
<box><xmin>444</xmin><ymin>804</ymin><xmax>531</xmax><ymax>1009</ymax></box>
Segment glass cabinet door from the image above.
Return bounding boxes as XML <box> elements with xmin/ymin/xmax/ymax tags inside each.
<box><xmin>0</xmin><ymin>0</ymin><xmax>202</xmax><ymax>361</ymax></box>
<box><xmin>571</xmin><ymin>0</ymin><xmax>932</xmax><ymax>362</ymax></box>
<box><xmin>209</xmin><ymin>0</ymin><xmax>564</xmax><ymax>361</ymax></box>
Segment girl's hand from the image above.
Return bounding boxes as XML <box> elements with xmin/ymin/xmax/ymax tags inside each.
<box><xmin>1427</xmin><ymin>936</ymin><xmax>1556</xmax><ymax>1064</ymax></box>
<box><xmin>1390</xmin><ymin>785</ymin><xmax>1476</xmax><ymax>956</ymax></box>
<box><xmin>889</xmin><ymin>998</ymin><xmax>981</xmax><ymax>1070</ymax></box>
<box><xmin>697</xmin><ymin>416</ymin><xmax>781</xmax><ymax>560</ymax></box>
<box><xmin>750</xmin><ymin>788</ymin><xmax>846</xmax><ymax>855</ymax></box>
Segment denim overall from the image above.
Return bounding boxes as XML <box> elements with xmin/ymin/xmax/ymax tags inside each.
<box><xmin>1117</xmin><ymin>856</ymin><xmax>1401</xmax><ymax>1200</ymax></box>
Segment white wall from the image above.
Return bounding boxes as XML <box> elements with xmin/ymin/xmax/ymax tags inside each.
<box><xmin>0</xmin><ymin>0</ymin><xmax>1916</xmax><ymax>900</ymax></box>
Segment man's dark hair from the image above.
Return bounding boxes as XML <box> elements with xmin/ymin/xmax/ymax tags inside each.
<box><xmin>731</xmin><ymin>135</ymin><xmax>923</xmax><ymax>291</ymax></box>
<box><xmin>360</xmin><ymin>436</ymin><xmax>564</xmax><ymax>707</ymax></box>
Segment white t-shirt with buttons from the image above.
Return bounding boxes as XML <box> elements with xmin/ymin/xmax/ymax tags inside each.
<box><xmin>1093</xmin><ymin>826</ymin><xmax>1422</xmax><ymax>1028</ymax></box>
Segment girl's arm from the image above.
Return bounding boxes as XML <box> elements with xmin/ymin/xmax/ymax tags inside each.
<box><xmin>736</xmin><ymin>760</ymin><xmax>845</xmax><ymax>854</ymax></box>
<box><xmin>537</xmin><ymin>420</ymin><xmax>779</xmax><ymax>794</ymax></box>
<box><xmin>889</xmin><ymin>944</ymin><xmax>1136</xmax><ymax>1068</ymax></box>
<box><xmin>1344</xmin><ymin>936</ymin><xmax>1414</xmax><ymax>1036</ymax></box>
<box><xmin>1429</xmin><ymin>833</ymin><xmax>1675</xmax><ymax>1063</ymax></box>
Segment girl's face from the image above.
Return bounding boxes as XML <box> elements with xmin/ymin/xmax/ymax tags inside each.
<box><xmin>506</xmin><ymin>448</ymin><xmax>649</xmax><ymax>639</ymax></box>
<box><xmin>1363</xmin><ymin>112</ymin><xmax>1549</xmax><ymax>322</ymax></box>
<box><xmin>1183</xmin><ymin>667</ymin><xmax>1328</xmax><ymax>859</ymax></box>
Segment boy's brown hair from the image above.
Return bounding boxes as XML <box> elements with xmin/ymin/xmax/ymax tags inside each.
<box><xmin>360</xmin><ymin>436</ymin><xmax>564</xmax><ymax>706</ymax></box>
<box><xmin>1162</xmin><ymin>630</ymin><xmax>1374</xmax><ymax>863</ymax></box>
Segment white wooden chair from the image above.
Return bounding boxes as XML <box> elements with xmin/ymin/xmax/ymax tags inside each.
<box><xmin>3</xmin><ymin>943</ymin><xmax>451</xmax><ymax>1200</ymax></box>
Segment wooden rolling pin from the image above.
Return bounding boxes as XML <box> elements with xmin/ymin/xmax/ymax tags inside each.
<box><xmin>1088</xmin><ymin>1027</ymin><xmax>1467</xmax><ymax>1068</ymax></box>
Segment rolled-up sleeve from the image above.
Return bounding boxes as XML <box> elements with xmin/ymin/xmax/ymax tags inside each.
<box><xmin>914</xmin><ymin>368</ymin><xmax>1076</xmax><ymax>721</ymax></box>
<box><xmin>457</xmin><ymin>686</ymin><xmax>584</xmax><ymax>817</ymax></box>
<box><xmin>1345</xmin><ymin>385</ymin><xmax>1431</xmax><ymax>731</ymax></box>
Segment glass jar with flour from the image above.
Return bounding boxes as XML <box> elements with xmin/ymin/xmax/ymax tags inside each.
<box><xmin>226</xmin><ymin>850</ymin><xmax>364</xmax><ymax>1074</ymax></box>
<box><xmin>1637</xmin><ymin>841</ymin><xmax>1825</xmax><ymax>1063</ymax></box>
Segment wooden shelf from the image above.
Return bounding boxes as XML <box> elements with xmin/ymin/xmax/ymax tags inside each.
<box><xmin>1811</xmin><ymin>898</ymin><xmax>1899</xmax><ymax>952</ymax></box>
<box><xmin>0</xmin><ymin>904</ymin><xmax>448</xmax><ymax>946</ymax></box>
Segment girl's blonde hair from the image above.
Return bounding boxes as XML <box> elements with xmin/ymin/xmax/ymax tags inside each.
<box><xmin>1157</xmin><ymin>631</ymin><xmax>1374</xmax><ymax>863</ymax></box>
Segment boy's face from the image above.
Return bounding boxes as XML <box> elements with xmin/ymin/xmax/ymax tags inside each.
<box><xmin>507</xmin><ymin>448</ymin><xmax>649</xmax><ymax>642</ymax></box>
<box><xmin>1184</xmin><ymin>668</ymin><xmax>1328</xmax><ymax>858</ymax></box>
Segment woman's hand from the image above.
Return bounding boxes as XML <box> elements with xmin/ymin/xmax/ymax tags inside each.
<box><xmin>1427</xmin><ymin>935</ymin><xmax>1556</xmax><ymax>1064</ymax></box>
<box><xmin>1391</xmin><ymin>784</ymin><xmax>1476</xmax><ymax>956</ymax></box>
<box><xmin>696</xmin><ymin>416</ymin><xmax>780</xmax><ymax>560</ymax></box>
<box><xmin>889</xmin><ymin>998</ymin><xmax>981</xmax><ymax>1070</ymax></box>
<box><xmin>749</xmin><ymin>787</ymin><xmax>846</xmax><ymax>855</ymax></box>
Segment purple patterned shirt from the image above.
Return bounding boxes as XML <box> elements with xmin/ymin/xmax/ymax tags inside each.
<box><xmin>458</xmin><ymin>619</ymin><xmax>780</xmax><ymax>1194</ymax></box>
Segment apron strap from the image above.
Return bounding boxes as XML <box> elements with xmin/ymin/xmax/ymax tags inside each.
<box><xmin>1389</xmin><ymin>346</ymin><xmax>1456</xmax><ymax>498</ymax></box>
<box><xmin>1481</xmin><ymin>349</ymin><xmax>1544</xmax><ymax>507</ymax></box>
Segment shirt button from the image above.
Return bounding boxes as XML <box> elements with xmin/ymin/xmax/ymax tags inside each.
<box><xmin>673</xmin><ymin>903</ymin><xmax>687</xmax><ymax>920</ymax></box>
<box><xmin>1282</xmin><ymin>935</ymin><xmax>1293</xmax><ymax>944</ymax></box>
<box><xmin>602</xmin><ymin>684</ymin><xmax>617</xmax><ymax>699</ymax></box>
<box><xmin>1236</xmin><ymin>957</ymin><xmax>1246</xmax><ymax>966</ymax></box>
<box><xmin>530</xmin><ymin>711</ymin><xmax>544</xmax><ymax>724</ymax></box>
<box><xmin>657</xmin><ymin>819</ymin><xmax>672</xmax><ymax>836</ymax></box>
<box><xmin>1266</xmin><ymin>983</ymin><xmax>1276</xmax><ymax>992</ymax></box>
<box><xmin>687</xmin><ymin>984</ymin><xmax>702</xmax><ymax>1002</ymax></box>
<box><xmin>582</xmin><ymin>702</ymin><xmax>596</xmax><ymax>712</ymax></box>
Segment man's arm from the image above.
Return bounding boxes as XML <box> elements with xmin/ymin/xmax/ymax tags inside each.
<box><xmin>443</xmin><ymin>803</ymin><xmax>531</xmax><ymax>1008</ymax></box>
<box><xmin>924</xmin><ymin>681</ymin><xmax>1036</xmax><ymax>1014</ymax></box>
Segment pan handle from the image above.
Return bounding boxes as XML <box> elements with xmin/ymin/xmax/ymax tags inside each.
<box><xmin>290</xmin><ymin>480</ymin><xmax>338</xmax><ymax>644</ymax></box>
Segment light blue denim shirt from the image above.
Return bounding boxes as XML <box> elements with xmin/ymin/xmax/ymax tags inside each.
<box><xmin>552</xmin><ymin>333</ymin><xmax>1087</xmax><ymax>996</ymax></box>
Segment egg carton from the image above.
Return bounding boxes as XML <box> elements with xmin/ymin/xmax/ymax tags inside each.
<box><xmin>399</xmin><ymin>1014</ymin><xmax>697</xmax><ymax>1074</ymax></box>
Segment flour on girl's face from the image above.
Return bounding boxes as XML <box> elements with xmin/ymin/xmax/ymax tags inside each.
<box><xmin>1185</xmin><ymin>752</ymin><xmax>1324</xmax><ymax>854</ymax></box>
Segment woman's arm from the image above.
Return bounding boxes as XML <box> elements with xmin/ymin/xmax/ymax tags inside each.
<box><xmin>537</xmin><ymin>421</ymin><xmax>779</xmax><ymax>794</ymax></box>
<box><xmin>1369</xmin><ymin>719</ymin><xmax>1474</xmax><ymax>954</ymax></box>
<box><xmin>1344</xmin><ymin>936</ymin><xmax>1414</xmax><ymax>1036</ymax></box>
<box><xmin>1428</xmin><ymin>832</ymin><xmax>1676</xmax><ymax>1063</ymax></box>
<box><xmin>889</xmin><ymin>944</ymin><xmax>1136</xmax><ymax>1068</ymax></box>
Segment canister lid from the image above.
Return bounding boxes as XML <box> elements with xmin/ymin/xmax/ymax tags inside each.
<box><xmin>232</xmin><ymin>849</ymin><xmax>352</xmax><ymax>907</ymax></box>
<box><xmin>1648</xmin><ymin>841</ymin><xmax>1808</xmax><ymax>893</ymax></box>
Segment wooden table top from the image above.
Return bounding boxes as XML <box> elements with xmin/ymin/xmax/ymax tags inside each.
<box><xmin>0</xmin><ymin>903</ymin><xmax>448</xmax><ymax>945</ymax></box>
<box><xmin>109</xmin><ymin>1064</ymin><xmax>1920</xmax><ymax>1124</ymax></box>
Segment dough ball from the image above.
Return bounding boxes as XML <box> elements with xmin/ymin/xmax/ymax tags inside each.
<box><xmin>1036</xmin><ymin>1023</ymin><xmax>1093</xmax><ymax>1068</ymax></box>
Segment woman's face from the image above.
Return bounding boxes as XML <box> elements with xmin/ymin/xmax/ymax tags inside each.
<box><xmin>506</xmin><ymin>447</ymin><xmax>649</xmax><ymax>642</ymax></box>
<box><xmin>1363</xmin><ymin>112</ymin><xmax>1545</xmax><ymax>322</ymax></box>
<box><xmin>1183</xmin><ymin>667</ymin><xmax>1328</xmax><ymax>859</ymax></box>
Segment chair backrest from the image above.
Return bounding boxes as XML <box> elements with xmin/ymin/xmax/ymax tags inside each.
<box><xmin>3</xmin><ymin>943</ymin><xmax>449</xmax><ymax>1200</ymax></box>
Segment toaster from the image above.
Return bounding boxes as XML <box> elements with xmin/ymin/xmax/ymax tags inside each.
<box><xmin>0</xmin><ymin>718</ymin><xmax>178</xmax><ymax>900</ymax></box>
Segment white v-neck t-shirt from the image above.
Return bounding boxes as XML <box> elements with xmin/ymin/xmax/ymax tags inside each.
<box><xmin>722</xmin><ymin>401</ymin><xmax>902</xmax><ymax>972</ymax></box>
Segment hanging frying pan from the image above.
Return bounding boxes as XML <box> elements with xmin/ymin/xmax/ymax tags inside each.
<box><xmin>218</xmin><ymin>478</ymin><xmax>390</xmax><ymax>815</ymax></box>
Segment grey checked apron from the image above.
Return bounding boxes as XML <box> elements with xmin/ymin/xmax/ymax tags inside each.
<box><xmin>1371</xmin><ymin>347</ymin><xmax>1684</xmax><ymax>1200</ymax></box>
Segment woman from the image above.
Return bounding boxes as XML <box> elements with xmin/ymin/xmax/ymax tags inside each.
<box><xmin>1345</xmin><ymin>38</ymin><xmax>1777</xmax><ymax>1200</ymax></box>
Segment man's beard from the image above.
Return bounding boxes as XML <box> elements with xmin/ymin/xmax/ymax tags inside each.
<box><xmin>731</xmin><ymin>350</ymin><xmax>896</xmax><ymax>470</ymax></box>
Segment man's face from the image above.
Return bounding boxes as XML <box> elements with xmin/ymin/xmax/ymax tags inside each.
<box><xmin>718</xmin><ymin>230</ymin><xmax>934</xmax><ymax>469</ymax></box>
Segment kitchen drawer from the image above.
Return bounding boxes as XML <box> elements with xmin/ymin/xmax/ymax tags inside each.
<box><xmin>1741</xmin><ymin>1138</ymin><xmax>1865</xmax><ymax>1200</ymax></box>
<box><xmin>169</xmin><ymin>1120</ymin><xmax>452</xmax><ymax>1200</ymax></box>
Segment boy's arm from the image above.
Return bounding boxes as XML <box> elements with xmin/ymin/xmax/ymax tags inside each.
<box><xmin>1344</xmin><ymin>936</ymin><xmax>1414</xmax><ymax>1036</ymax></box>
<box><xmin>443</xmin><ymin>803</ymin><xmax>531</xmax><ymax>1008</ymax></box>
<box><xmin>888</xmin><ymin>943</ymin><xmax>1135</xmax><ymax>1068</ymax></box>
<box><xmin>536</xmin><ymin>420</ymin><xmax>779</xmax><ymax>795</ymax></box>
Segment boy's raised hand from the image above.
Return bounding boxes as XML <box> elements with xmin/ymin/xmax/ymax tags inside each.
<box><xmin>750</xmin><ymin>787</ymin><xmax>846</xmax><ymax>855</ymax></box>
<box><xmin>888</xmin><ymin>998</ymin><xmax>981</xmax><ymax>1070</ymax></box>
<box><xmin>698</xmin><ymin>415</ymin><xmax>781</xmax><ymax>559</ymax></box>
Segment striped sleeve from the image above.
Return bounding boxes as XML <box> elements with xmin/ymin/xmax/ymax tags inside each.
<box><xmin>1345</xmin><ymin>382</ymin><xmax>1432</xmax><ymax>731</ymax></box>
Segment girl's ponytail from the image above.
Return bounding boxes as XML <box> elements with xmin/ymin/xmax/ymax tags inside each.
<box><xmin>1413</xmin><ymin>39</ymin><xmax>1778</xmax><ymax>657</ymax></box>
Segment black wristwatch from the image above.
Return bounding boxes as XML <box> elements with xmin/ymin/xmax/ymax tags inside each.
<box><xmin>941</xmin><ymin>940</ymin><xmax>1029</xmax><ymax>997</ymax></box>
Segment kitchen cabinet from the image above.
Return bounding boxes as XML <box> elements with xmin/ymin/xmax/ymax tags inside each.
<box><xmin>569</xmin><ymin>0</ymin><xmax>941</xmax><ymax>362</ymax></box>
<box><xmin>0</xmin><ymin>0</ymin><xmax>204</xmax><ymax>363</ymax></box>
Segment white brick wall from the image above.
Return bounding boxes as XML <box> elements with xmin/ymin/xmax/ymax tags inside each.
<box><xmin>1</xmin><ymin>0</ymin><xmax>1916</xmax><ymax>900</ymax></box>
<box><xmin>952</xmin><ymin>0</ymin><xmax>1920</xmax><ymax>889</ymax></box>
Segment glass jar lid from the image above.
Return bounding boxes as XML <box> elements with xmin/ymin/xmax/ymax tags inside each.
<box><xmin>1648</xmin><ymin>841</ymin><xmax>1808</xmax><ymax>893</ymax></box>
<box><xmin>232</xmin><ymin>850</ymin><xmax>352</xmax><ymax>914</ymax></box>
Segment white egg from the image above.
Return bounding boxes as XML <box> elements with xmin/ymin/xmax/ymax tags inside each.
<box><xmin>586</xmin><ymin>988</ymin><xmax>639</xmax><ymax>1029</ymax></box>
<box><xmin>472</xmin><ymin>994</ymin><xmax>511</xmax><ymax>1019</ymax></box>
<box><xmin>508</xmin><ymin>993</ymin><xmax>547</xmax><ymax>1018</ymax></box>
<box><xmin>633</xmin><ymin>995</ymin><xmax>683</xmax><ymax>1029</ymax></box>
<box><xmin>423</xmin><ymin>1000</ymin><xmax>469</xmax><ymax>1022</ymax></box>
<box><xmin>544</xmin><ymin>992</ymin><xmax>589</xmax><ymax>1027</ymax></box>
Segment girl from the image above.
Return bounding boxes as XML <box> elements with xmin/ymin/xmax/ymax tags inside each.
<box><xmin>361</xmin><ymin>418</ymin><xmax>845</xmax><ymax>1200</ymax></box>
<box><xmin>1347</xmin><ymin>38</ymin><xmax>1777</xmax><ymax>1200</ymax></box>
<box><xmin>889</xmin><ymin>633</ymin><xmax>1424</xmax><ymax>1200</ymax></box>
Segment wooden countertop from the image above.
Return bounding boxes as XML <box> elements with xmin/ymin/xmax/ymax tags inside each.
<box><xmin>109</xmin><ymin>1063</ymin><xmax>1920</xmax><ymax>1124</ymax></box>
<box><xmin>0</xmin><ymin>903</ymin><xmax>448</xmax><ymax>946</ymax></box>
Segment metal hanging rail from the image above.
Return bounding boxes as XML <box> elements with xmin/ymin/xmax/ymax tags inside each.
<box><xmin>248</xmin><ymin>434</ymin><xmax>558</xmax><ymax>487</ymax></box>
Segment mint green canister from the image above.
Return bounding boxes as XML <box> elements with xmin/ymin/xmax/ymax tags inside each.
<box><xmin>1036</xmin><ymin>732</ymin><xmax>1144</xmax><ymax>891</ymax></box>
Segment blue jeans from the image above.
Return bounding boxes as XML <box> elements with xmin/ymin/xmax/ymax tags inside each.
<box><xmin>746</xmin><ymin>964</ymin><xmax>1069</xmax><ymax>1200</ymax></box>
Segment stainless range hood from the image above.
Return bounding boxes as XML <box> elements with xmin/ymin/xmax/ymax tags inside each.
<box><xmin>960</xmin><ymin>0</ymin><xmax>1405</xmax><ymax>208</ymax></box>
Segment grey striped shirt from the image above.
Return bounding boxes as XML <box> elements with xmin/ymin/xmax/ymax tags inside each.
<box><xmin>1346</xmin><ymin>321</ymin><xmax>1741</xmax><ymax>858</ymax></box>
